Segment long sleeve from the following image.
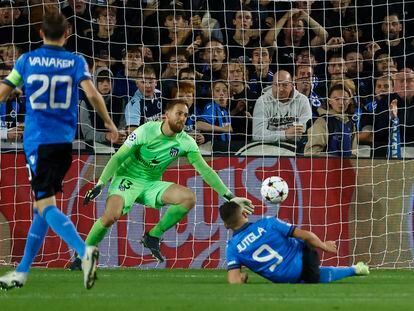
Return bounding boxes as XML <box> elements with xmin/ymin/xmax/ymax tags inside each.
<box><xmin>125</xmin><ymin>90</ymin><xmax>142</xmax><ymax>127</ymax></box>
<box><xmin>98</xmin><ymin>143</ymin><xmax>137</xmax><ymax>185</ymax></box>
<box><xmin>186</xmin><ymin>151</ymin><xmax>233</xmax><ymax>198</ymax></box>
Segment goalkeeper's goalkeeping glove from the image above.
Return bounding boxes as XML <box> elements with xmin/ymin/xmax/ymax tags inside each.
<box><xmin>83</xmin><ymin>184</ymin><xmax>103</xmax><ymax>206</ymax></box>
<box><xmin>230</xmin><ymin>197</ymin><xmax>255</xmax><ymax>215</ymax></box>
<box><xmin>224</xmin><ymin>193</ymin><xmax>255</xmax><ymax>215</ymax></box>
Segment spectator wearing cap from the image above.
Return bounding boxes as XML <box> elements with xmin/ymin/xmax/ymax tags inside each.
<box><xmin>124</xmin><ymin>65</ymin><xmax>162</xmax><ymax>133</ymax></box>
<box><xmin>79</xmin><ymin>67</ymin><xmax>126</xmax><ymax>146</ymax></box>
<box><xmin>0</xmin><ymin>0</ymin><xmax>29</xmax><ymax>51</ymax></box>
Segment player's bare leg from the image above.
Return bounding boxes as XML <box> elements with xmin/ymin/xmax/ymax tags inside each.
<box><xmin>70</xmin><ymin>195</ymin><xmax>124</xmax><ymax>271</ymax></box>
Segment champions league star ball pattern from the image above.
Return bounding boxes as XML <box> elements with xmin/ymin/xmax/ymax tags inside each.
<box><xmin>261</xmin><ymin>176</ymin><xmax>289</xmax><ymax>204</ymax></box>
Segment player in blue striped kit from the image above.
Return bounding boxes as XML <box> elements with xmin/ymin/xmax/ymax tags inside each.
<box><xmin>220</xmin><ymin>201</ymin><xmax>369</xmax><ymax>284</ymax></box>
<box><xmin>0</xmin><ymin>13</ymin><xmax>118</xmax><ymax>290</ymax></box>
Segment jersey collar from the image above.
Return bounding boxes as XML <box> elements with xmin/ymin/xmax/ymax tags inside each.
<box><xmin>233</xmin><ymin>222</ymin><xmax>252</xmax><ymax>236</ymax></box>
<box><xmin>42</xmin><ymin>44</ymin><xmax>66</xmax><ymax>51</ymax></box>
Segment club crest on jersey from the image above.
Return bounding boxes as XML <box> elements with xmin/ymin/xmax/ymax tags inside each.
<box><xmin>170</xmin><ymin>147</ymin><xmax>179</xmax><ymax>157</ymax></box>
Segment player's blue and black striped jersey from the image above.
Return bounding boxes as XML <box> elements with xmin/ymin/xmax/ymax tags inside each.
<box><xmin>226</xmin><ymin>217</ymin><xmax>304</xmax><ymax>283</ymax></box>
<box><xmin>4</xmin><ymin>45</ymin><xmax>91</xmax><ymax>154</ymax></box>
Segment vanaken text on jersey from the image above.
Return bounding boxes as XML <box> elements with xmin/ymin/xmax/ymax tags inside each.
<box><xmin>29</xmin><ymin>56</ymin><xmax>75</xmax><ymax>69</ymax></box>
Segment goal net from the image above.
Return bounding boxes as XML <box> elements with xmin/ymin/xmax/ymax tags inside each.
<box><xmin>1</xmin><ymin>0</ymin><xmax>414</xmax><ymax>269</ymax></box>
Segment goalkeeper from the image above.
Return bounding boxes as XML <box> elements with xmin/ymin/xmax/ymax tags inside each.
<box><xmin>72</xmin><ymin>99</ymin><xmax>254</xmax><ymax>267</ymax></box>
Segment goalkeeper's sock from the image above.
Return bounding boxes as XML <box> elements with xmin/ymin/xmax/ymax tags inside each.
<box><xmin>149</xmin><ymin>204</ymin><xmax>189</xmax><ymax>238</ymax></box>
<box><xmin>16</xmin><ymin>209</ymin><xmax>49</xmax><ymax>273</ymax></box>
<box><xmin>319</xmin><ymin>267</ymin><xmax>356</xmax><ymax>283</ymax></box>
<box><xmin>85</xmin><ymin>218</ymin><xmax>109</xmax><ymax>246</ymax></box>
<box><xmin>42</xmin><ymin>205</ymin><xmax>86</xmax><ymax>258</ymax></box>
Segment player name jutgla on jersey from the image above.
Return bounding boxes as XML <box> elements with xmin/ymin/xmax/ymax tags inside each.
<box><xmin>237</xmin><ymin>227</ymin><xmax>267</xmax><ymax>253</ymax></box>
<box><xmin>29</xmin><ymin>57</ymin><xmax>75</xmax><ymax>69</ymax></box>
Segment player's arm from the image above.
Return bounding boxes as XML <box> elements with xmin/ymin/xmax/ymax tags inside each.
<box><xmin>227</xmin><ymin>268</ymin><xmax>248</xmax><ymax>284</ymax></box>
<box><xmin>0</xmin><ymin>69</ymin><xmax>23</xmax><ymax>102</ymax></box>
<box><xmin>80</xmin><ymin>79</ymin><xmax>118</xmax><ymax>142</ymax></box>
<box><xmin>292</xmin><ymin>228</ymin><xmax>337</xmax><ymax>253</ymax></box>
<box><xmin>186</xmin><ymin>151</ymin><xmax>254</xmax><ymax>214</ymax></box>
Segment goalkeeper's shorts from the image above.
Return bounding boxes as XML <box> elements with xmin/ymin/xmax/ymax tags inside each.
<box><xmin>107</xmin><ymin>175</ymin><xmax>173</xmax><ymax>214</ymax></box>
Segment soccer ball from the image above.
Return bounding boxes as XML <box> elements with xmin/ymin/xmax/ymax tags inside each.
<box><xmin>261</xmin><ymin>176</ymin><xmax>289</xmax><ymax>204</ymax></box>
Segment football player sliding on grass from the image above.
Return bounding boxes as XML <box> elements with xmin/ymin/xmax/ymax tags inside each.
<box><xmin>220</xmin><ymin>201</ymin><xmax>369</xmax><ymax>284</ymax></box>
<box><xmin>71</xmin><ymin>99</ymin><xmax>254</xmax><ymax>269</ymax></box>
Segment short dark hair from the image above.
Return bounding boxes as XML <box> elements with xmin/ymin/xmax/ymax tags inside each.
<box><xmin>219</xmin><ymin>201</ymin><xmax>241</xmax><ymax>227</ymax></box>
<box><xmin>136</xmin><ymin>65</ymin><xmax>156</xmax><ymax>78</ymax></box>
<box><xmin>178</xmin><ymin>67</ymin><xmax>196</xmax><ymax>79</ymax></box>
<box><xmin>121</xmin><ymin>45</ymin><xmax>142</xmax><ymax>59</ymax></box>
<box><xmin>41</xmin><ymin>13</ymin><xmax>68</xmax><ymax>40</ymax></box>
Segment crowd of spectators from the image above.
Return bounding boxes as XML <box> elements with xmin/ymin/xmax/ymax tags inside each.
<box><xmin>1</xmin><ymin>0</ymin><xmax>414</xmax><ymax>158</ymax></box>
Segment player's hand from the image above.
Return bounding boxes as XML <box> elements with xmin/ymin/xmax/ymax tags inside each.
<box><xmin>323</xmin><ymin>241</ymin><xmax>338</xmax><ymax>253</ymax></box>
<box><xmin>104</xmin><ymin>121</ymin><xmax>119</xmax><ymax>144</ymax></box>
<box><xmin>241</xmin><ymin>272</ymin><xmax>248</xmax><ymax>283</ymax></box>
<box><xmin>83</xmin><ymin>184</ymin><xmax>103</xmax><ymax>206</ymax></box>
<box><xmin>230</xmin><ymin>197</ymin><xmax>255</xmax><ymax>215</ymax></box>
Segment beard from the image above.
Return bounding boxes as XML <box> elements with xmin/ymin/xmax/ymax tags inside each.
<box><xmin>168</xmin><ymin>119</ymin><xmax>185</xmax><ymax>133</ymax></box>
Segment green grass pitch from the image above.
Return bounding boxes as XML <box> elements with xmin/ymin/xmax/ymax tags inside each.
<box><xmin>1</xmin><ymin>268</ymin><xmax>413</xmax><ymax>310</ymax></box>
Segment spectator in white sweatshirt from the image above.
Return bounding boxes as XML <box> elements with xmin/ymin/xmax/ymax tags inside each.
<box><xmin>252</xmin><ymin>70</ymin><xmax>312</xmax><ymax>143</ymax></box>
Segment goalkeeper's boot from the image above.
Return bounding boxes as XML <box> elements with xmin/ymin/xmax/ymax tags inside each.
<box><xmin>69</xmin><ymin>257</ymin><xmax>82</xmax><ymax>271</ymax></box>
<box><xmin>354</xmin><ymin>262</ymin><xmax>370</xmax><ymax>276</ymax></box>
<box><xmin>141</xmin><ymin>233</ymin><xmax>164</xmax><ymax>263</ymax></box>
<box><xmin>81</xmin><ymin>246</ymin><xmax>99</xmax><ymax>289</ymax></box>
<box><xmin>0</xmin><ymin>271</ymin><xmax>28</xmax><ymax>290</ymax></box>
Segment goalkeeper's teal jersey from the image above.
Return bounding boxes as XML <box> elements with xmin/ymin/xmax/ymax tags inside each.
<box><xmin>98</xmin><ymin>121</ymin><xmax>232</xmax><ymax>198</ymax></box>
<box><xmin>116</xmin><ymin>121</ymin><xmax>199</xmax><ymax>180</ymax></box>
